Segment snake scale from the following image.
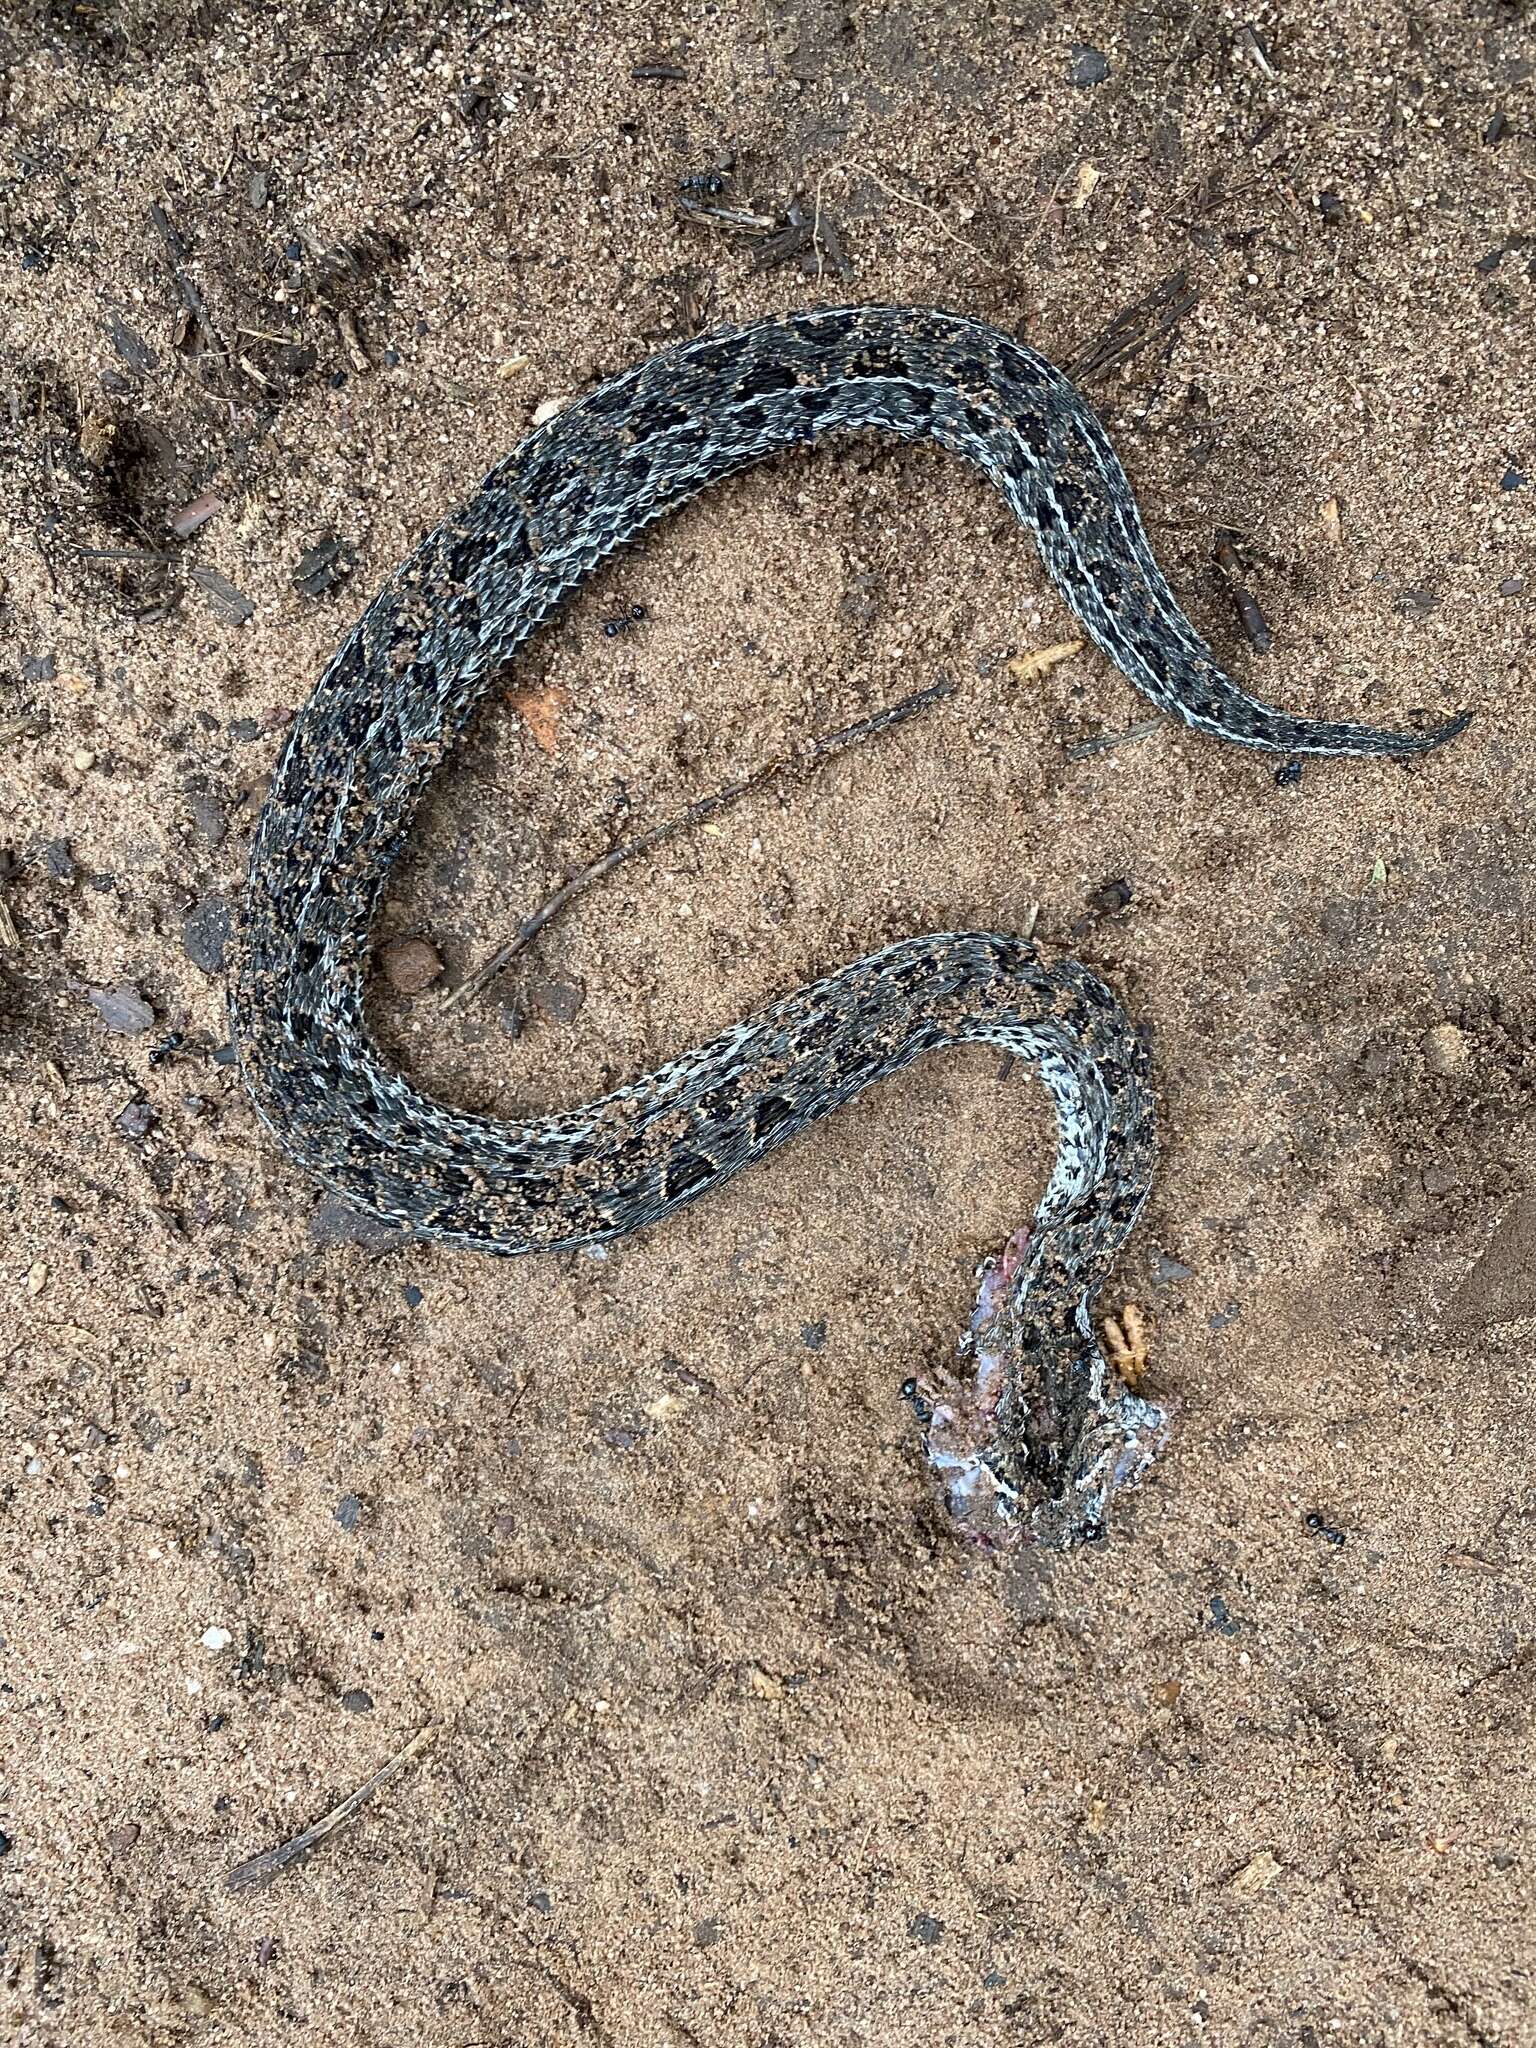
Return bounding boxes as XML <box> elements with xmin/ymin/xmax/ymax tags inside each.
<box><xmin>233</xmin><ymin>304</ymin><xmax>1468</xmax><ymax>1548</ymax></box>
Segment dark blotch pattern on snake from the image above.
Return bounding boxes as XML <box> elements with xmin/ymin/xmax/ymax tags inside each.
<box><xmin>232</xmin><ymin>305</ymin><xmax>1468</xmax><ymax>1549</ymax></box>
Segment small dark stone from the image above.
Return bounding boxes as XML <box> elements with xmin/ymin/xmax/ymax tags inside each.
<box><xmin>43</xmin><ymin>839</ymin><xmax>77</xmax><ymax>881</ymax></box>
<box><xmin>529</xmin><ymin>1890</ymin><xmax>552</xmax><ymax>1914</ymax></box>
<box><xmin>800</xmin><ymin>1319</ymin><xmax>827</xmax><ymax>1352</ymax></box>
<box><xmin>107</xmin><ymin>1823</ymin><xmax>141</xmax><ymax>1853</ymax></box>
<box><xmin>382</xmin><ymin>347</ymin><xmax>401</xmax><ymax>368</ymax></box>
<box><xmin>1087</xmin><ymin>876</ymin><xmax>1133</xmax><ymax>916</ymax></box>
<box><xmin>499</xmin><ymin>1003</ymin><xmax>523</xmax><ymax>1040</ymax></box>
<box><xmin>692</xmin><ymin>1917</ymin><xmax>723</xmax><ymax>1949</ymax></box>
<box><xmin>402</xmin><ymin>1283</ymin><xmax>424</xmax><ymax>1308</ymax></box>
<box><xmin>1394</xmin><ymin>587</ymin><xmax>1440</xmax><ymax>617</ymax></box>
<box><xmin>1317</xmin><ymin>189</ymin><xmax>1345</xmax><ymax>223</ymax></box>
<box><xmin>115</xmin><ymin>1099</ymin><xmax>157</xmax><ymax>1140</ymax></box>
<box><xmin>1207</xmin><ymin>1595</ymin><xmax>1241</xmax><ymax>1636</ymax></box>
<box><xmin>1475</xmin><ymin>246</ymin><xmax>1505</xmax><ymax>275</ymax></box>
<box><xmin>1499</xmin><ymin>576</ymin><xmax>1526</xmax><ymax>596</ymax></box>
<box><xmin>21</xmin><ymin>652</ymin><xmax>57</xmax><ymax>683</ymax></box>
<box><xmin>604</xmin><ymin>1427</ymin><xmax>643</xmax><ymax>1451</ymax></box>
<box><xmin>182</xmin><ymin>895</ymin><xmax>231</xmax><ymax>975</ymax></box>
<box><xmin>1208</xmin><ymin>1302</ymin><xmax>1242</xmax><ymax>1331</ymax></box>
<box><xmin>1069</xmin><ymin>43</ymin><xmax>1109</xmax><ymax>86</ymax></box>
<box><xmin>0</xmin><ymin>1830</ymin><xmax>12</xmax><ymax>1855</ymax></box>
<box><xmin>1485</xmin><ymin>111</ymin><xmax>1508</xmax><ymax>145</ymax></box>
<box><xmin>340</xmin><ymin>1688</ymin><xmax>375</xmax><ymax>1714</ymax></box>
<box><xmin>1500</xmin><ymin>467</ymin><xmax>1528</xmax><ymax>492</ymax></box>
<box><xmin>909</xmin><ymin>1913</ymin><xmax>944</xmax><ymax>1946</ymax></box>
<box><xmin>334</xmin><ymin>1493</ymin><xmax>365</xmax><ymax>1532</ymax></box>
<box><xmin>227</xmin><ymin>717</ymin><xmax>263</xmax><ymax>742</ymax></box>
<box><xmin>211</xmin><ymin>1041</ymin><xmax>240</xmax><ymax>1066</ymax></box>
<box><xmin>1274</xmin><ymin>759</ymin><xmax>1303</xmax><ymax>789</ymax></box>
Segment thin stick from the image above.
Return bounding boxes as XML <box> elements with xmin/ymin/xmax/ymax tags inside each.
<box><xmin>226</xmin><ymin>1723</ymin><xmax>436</xmax><ymax>1893</ymax></box>
<box><xmin>445</xmin><ymin>676</ymin><xmax>956</xmax><ymax>1012</ymax></box>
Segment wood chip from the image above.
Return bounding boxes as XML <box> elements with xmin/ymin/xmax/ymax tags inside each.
<box><xmin>337</xmin><ymin>309</ymin><xmax>370</xmax><ymax>373</ymax></box>
<box><xmin>170</xmin><ymin>492</ymin><xmax>223</xmax><ymax>539</ymax></box>
<box><xmin>1228</xmin><ymin>1850</ymin><xmax>1282</xmax><ymax>1897</ymax></box>
<box><xmin>1321</xmin><ymin>495</ymin><xmax>1344</xmax><ymax>544</ymax></box>
<box><xmin>1008</xmin><ymin>638</ymin><xmax>1085</xmax><ymax>683</ymax></box>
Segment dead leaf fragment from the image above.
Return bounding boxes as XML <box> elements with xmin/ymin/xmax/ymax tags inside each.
<box><xmin>1321</xmin><ymin>495</ymin><xmax>1343</xmax><ymax>544</ymax></box>
<box><xmin>1069</xmin><ymin>162</ymin><xmax>1102</xmax><ymax>209</ymax></box>
<box><xmin>506</xmin><ymin>683</ymin><xmax>565</xmax><ymax>754</ymax></box>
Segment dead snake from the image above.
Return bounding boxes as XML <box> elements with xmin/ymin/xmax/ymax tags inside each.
<box><xmin>232</xmin><ymin>304</ymin><xmax>1467</xmax><ymax>1548</ymax></box>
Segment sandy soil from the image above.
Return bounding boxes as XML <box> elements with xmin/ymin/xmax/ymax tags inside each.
<box><xmin>2</xmin><ymin>1</ymin><xmax>1534</xmax><ymax>2042</ymax></box>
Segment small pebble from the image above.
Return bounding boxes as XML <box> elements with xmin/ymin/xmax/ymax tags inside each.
<box><xmin>1069</xmin><ymin>43</ymin><xmax>1109</xmax><ymax>85</ymax></box>
<box><xmin>115</xmin><ymin>1100</ymin><xmax>157</xmax><ymax>1140</ymax></box>
<box><xmin>909</xmin><ymin>1913</ymin><xmax>944</xmax><ymax>1945</ymax></box>
<box><xmin>201</xmin><ymin>1626</ymin><xmax>233</xmax><ymax>1652</ymax></box>
<box><xmin>335</xmin><ymin>1493</ymin><xmax>365</xmax><ymax>1532</ymax></box>
<box><xmin>73</xmin><ymin>748</ymin><xmax>97</xmax><ymax>772</ymax></box>
<box><xmin>380</xmin><ymin>936</ymin><xmax>443</xmax><ymax>994</ymax></box>
<box><xmin>340</xmin><ymin>1688</ymin><xmax>375</xmax><ymax>1714</ymax></box>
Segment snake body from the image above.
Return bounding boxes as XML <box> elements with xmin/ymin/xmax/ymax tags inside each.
<box><xmin>233</xmin><ymin>305</ymin><xmax>1466</xmax><ymax>1546</ymax></box>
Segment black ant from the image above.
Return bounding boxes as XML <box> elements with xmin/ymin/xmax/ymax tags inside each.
<box><xmin>678</xmin><ymin>162</ymin><xmax>733</xmax><ymax>205</ymax></box>
<box><xmin>601</xmin><ymin>602</ymin><xmax>648</xmax><ymax>640</ymax></box>
<box><xmin>148</xmin><ymin>1031</ymin><xmax>185</xmax><ymax>1068</ymax></box>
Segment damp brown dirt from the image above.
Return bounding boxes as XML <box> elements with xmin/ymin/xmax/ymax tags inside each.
<box><xmin>1</xmin><ymin>3</ymin><xmax>1533</xmax><ymax>2043</ymax></box>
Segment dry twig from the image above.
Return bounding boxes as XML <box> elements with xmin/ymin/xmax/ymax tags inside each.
<box><xmin>446</xmin><ymin>677</ymin><xmax>956</xmax><ymax>1011</ymax></box>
